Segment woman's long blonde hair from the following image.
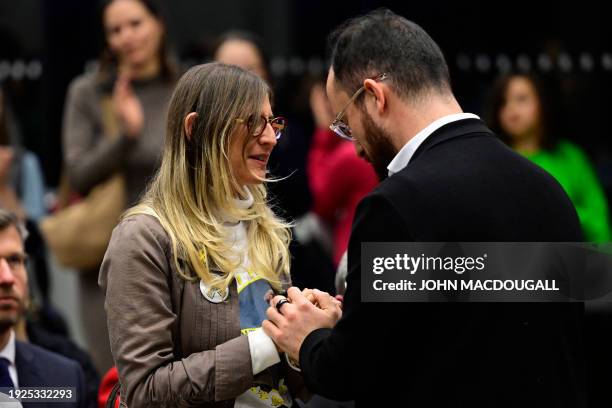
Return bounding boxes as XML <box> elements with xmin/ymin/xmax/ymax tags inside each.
<box><xmin>125</xmin><ymin>62</ymin><xmax>291</xmax><ymax>291</ymax></box>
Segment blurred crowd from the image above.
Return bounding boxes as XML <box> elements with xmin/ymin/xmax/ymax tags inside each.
<box><xmin>1</xmin><ymin>0</ymin><xmax>611</xmax><ymax>407</ymax></box>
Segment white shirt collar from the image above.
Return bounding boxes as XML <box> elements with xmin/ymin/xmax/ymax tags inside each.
<box><xmin>0</xmin><ymin>330</ymin><xmax>16</xmax><ymax>365</ymax></box>
<box><xmin>387</xmin><ymin>113</ymin><xmax>480</xmax><ymax>176</ymax></box>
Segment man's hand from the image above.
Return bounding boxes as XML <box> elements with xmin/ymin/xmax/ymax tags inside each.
<box><xmin>263</xmin><ymin>287</ymin><xmax>342</xmax><ymax>362</ymax></box>
<box><xmin>302</xmin><ymin>287</ymin><xmax>343</xmax><ymax>309</ymax></box>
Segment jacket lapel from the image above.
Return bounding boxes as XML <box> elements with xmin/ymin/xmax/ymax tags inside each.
<box><xmin>15</xmin><ymin>341</ymin><xmax>43</xmax><ymax>388</ymax></box>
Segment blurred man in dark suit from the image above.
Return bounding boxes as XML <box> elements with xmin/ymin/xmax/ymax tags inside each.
<box><xmin>0</xmin><ymin>208</ymin><xmax>88</xmax><ymax>407</ymax></box>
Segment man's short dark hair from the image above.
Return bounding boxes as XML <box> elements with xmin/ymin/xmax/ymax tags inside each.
<box><xmin>328</xmin><ymin>8</ymin><xmax>451</xmax><ymax>102</ymax></box>
<box><xmin>0</xmin><ymin>208</ymin><xmax>26</xmax><ymax>241</ymax></box>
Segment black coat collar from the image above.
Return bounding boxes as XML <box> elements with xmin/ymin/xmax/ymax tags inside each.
<box><xmin>410</xmin><ymin>118</ymin><xmax>495</xmax><ymax>163</ymax></box>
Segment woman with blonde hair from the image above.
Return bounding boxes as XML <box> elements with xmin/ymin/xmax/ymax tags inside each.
<box><xmin>99</xmin><ymin>62</ymin><xmax>304</xmax><ymax>407</ymax></box>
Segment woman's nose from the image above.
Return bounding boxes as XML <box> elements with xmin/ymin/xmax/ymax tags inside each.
<box><xmin>259</xmin><ymin>123</ymin><xmax>278</xmax><ymax>147</ymax></box>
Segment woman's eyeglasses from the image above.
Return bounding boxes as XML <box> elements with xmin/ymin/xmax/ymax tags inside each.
<box><xmin>236</xmin><ymin>115</ymin><xmax>287</xmax><ymax>140</ymax></box>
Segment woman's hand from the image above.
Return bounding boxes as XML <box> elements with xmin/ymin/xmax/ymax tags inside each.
<box><xmin>113</xmin><ymin>75</ymin><xmax>144</xmax><ymax>139</ymax></box>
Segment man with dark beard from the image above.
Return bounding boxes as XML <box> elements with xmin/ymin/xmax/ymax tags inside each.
<box><xmin>0</xmin><ymin>209</ymin><xmax>88</xmax><ymax>407</ymax></box>
<box><xmin>263</xmin><ymin>8</ymin><xmax>584</xmax><ymax>407</ymax></box>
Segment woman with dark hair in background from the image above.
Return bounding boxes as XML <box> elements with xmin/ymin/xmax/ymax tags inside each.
<box><xmin>487</xmin><ymin>73</ymin><xmax>611</xmax><ymax>242</ymax></box>
<box><xmin>61</xmin><ymin>0</ymin><xmax>176</xmax><ymax>373</ymax></box>
<box><xmin>214</xmin><ymin>31</ymin><xmax>271</xmax><ymax>82</ymax></box>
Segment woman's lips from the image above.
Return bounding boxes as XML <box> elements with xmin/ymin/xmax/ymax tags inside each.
<box><xmin>248</xmin><ymin>154</ymin><xmax>269</xmax><ymax>166</ymax></box>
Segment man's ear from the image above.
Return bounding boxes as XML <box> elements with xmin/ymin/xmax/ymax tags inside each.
<box><xmin>363</xmin><ymin>79</ymin><xmax>387</xmax><ymax>115</ymax></box>
<box><xmin>184</xmin><ymin>112</ymin><xmax>198</xmax><ymax>140</ymax></box>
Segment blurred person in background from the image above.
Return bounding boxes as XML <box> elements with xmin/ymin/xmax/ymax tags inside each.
<box><xmin>2</xmin><ymin>87</ymin><xmax>98</xmax><ymax>399</ymax></box>
<box><xmin>1</xmin><ymin>84</ymin><xmax>49</xmax><ymax>309</ymax></box>
<box><xmin>0</xmin><ymin>208</ymin><xmax>89</xmax><ymax>407</ymax></box>
<box><xmin>61</xmin><ymin>0</ymin><xmax>176</xmax><ymax>373</ymax></box>
<box><xmin>0</xmin><ymin>86</ymin><xmax>101</xmax><ymax>401</ymax></box>
<box><xmin>214</xmin><ymin>31</ymin><xmax>270</xmax><ymax>82</ymax></box>
<box><xmin>487</xmin><ymin>72</ymin><xmax>611</xmax><ymax>242</ymax></box>
<box><xmin>100</xmin><ymin>63</ymin><xmax>306</xmax><ymax>407</ymax></box>
<box><xmin>307</xmin><ymin>80</ymin><xmax>378</xmax><ymax>267</ymax></box>
<box><xmin>0</xmin><ymin>87</ymin><xmax>46</xmax><ymax>223</ymax></box>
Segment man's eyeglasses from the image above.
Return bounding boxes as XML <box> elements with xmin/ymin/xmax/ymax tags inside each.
<box><xmin>329</xmin><ymin>73</ymin><xmax>388</xmax><ymax>141</ymax></box>
<box><xmin>236</xmin><ymin>115</ymin><xmax>287</xmax><ymax>140</ymax></box>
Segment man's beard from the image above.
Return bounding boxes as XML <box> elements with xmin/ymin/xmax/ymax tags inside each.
<box><xmin>0</xmin><ymin>314</ymin><xmax>19</xmax><ymax>332</ymax></box>
<box><xmin>0</xmin><ymin>291</ymin><xmax>24</xmax><ymax>332</ymax></box>
<box><xmin>361</xmin><ymin>110</ymin><xmax>397</xmax><ymax>180</ymax></box>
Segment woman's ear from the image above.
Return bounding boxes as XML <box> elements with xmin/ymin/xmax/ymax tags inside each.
<box><xmin>184</xmin><ymin>112</ymin><xmax>198</xmax><ymax>140</ymax></box>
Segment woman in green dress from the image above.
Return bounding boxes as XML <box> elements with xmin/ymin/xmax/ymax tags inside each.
<box><xmin>487</xmin><ymin>73</ymin><xmax>611</xmax><ymax>242</ymax></box>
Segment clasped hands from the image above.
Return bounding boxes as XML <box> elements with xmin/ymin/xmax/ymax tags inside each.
<box><xmin>263</xmin><ymin>287</ymin><xmax>342</xmax><ymax>364</ymax></box>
